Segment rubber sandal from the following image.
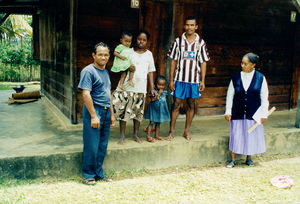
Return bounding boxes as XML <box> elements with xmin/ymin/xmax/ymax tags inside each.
<box><xmin>83</xmin><ymin>178</ymin><xmax>96</xmax><ymax>185</ymax></box>
<box><xmin>146</xmin><ymin>136</ymin><xmax>155</xmax><ymax>142</ymax></box>
<box><xmin>226</xmin><ymin>160</ymin><xmax>236</xmax><ymax>168</ymax></box>
<box><xmin>154</xmin><ymin>136</ymin><xmax>163</xmax><ymax>140</ymax></box>
<box><xmin>246</xmin><ymin>158</ymin><xmax>255</xmax><ymax>167</ymax></box>
<box><xmin>144</xmin><ymin>127</ymin><xmax>155</xmax><ymax>133</ymax></box>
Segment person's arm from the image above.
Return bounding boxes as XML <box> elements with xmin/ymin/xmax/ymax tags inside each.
<box><xmin>150</xmin><ymin>95</ymin><xmax>158</xmax><ymax>101</ymax></box>
<box><xmin>113</xmin><ymin>51</ymin><xmax>126</xmax><ymax>60</ymax></box>
<box><xmin>147</xmin><ymin>52</ymin><xmax>157</xmax><ymax>96</ymax></box>
<box><xmin>110</xmin><ymin>99</ymin><xmax>116</xmax><ymax>126</ymax></box>
<box><xmin>199</xmin><ymin>40</ymin><xmax>210</xmax><ymax>92</ymax></box>
<box><xmin>150</xmin><ymin>97</ymin><xmax>156</xmax><ymax>102</ymax></box>
<box><xmin>148</xmin><ymin>71</ymin><xmax>156</xmax><ymax>96</ymax></box>
<box><xmin>169</xmin><ymin>60</ymin><xmax>177</xmax><ymax>91</ymax></box>
<box><xmin>199</xmin><ymin>62</ymin><xmax>207</xmax><ymax>91</ymax></box>
<box><xmin>150</xmin><ymin>89</ymin><xmax>161</xmax><ymax>101</ymax></box>
<box><xmin>158</xmin><ymin>89</ymin><xmax>164</xmax><ymax>95</ymax></box>
<box><xmin>82</xmin><ymin>89</ymin><xmax>100</xmax><ymax>128</ymax></box>
<box><xmin>260</xmin><ymin>77</ymin><xmax>269</xmax><ymax>124</ymax></box>
<box><xmin>224</xmin><ymin>80</ymin><xmax>234</xmax><ymax>122</ymax></box>
<box><xmin>167</xmin><ymin>40</ymin><xmax>179</xmax><ymax>91</ymax></box>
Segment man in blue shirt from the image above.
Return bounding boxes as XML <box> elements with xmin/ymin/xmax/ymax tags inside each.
<box><xmin>78</xmin><ymin>42</ymin><xmax>116</xmax><ymax>185</ymax></box>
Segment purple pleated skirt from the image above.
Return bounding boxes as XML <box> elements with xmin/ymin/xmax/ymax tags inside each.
<box><xmin>229</xmin><ymin>119</ymin><xmax>266</xmax><ymax>155</ymax></box>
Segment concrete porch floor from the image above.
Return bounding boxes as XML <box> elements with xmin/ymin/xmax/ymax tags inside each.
<box><xmin>1</xmin><ymin>88</ymin><xmax>300</xmax><ymax>179</ymax></box>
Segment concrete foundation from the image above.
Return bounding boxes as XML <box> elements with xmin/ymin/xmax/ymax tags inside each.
<box><xmin>0</xmin><ymin>89</ymin><xmax>300</xmax><ymax>179</ymax></box>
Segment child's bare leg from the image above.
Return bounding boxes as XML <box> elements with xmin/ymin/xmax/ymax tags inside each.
<box><xmin>147</xmin><ymin>123</ymin><xmax>153</xmax><ymax>138</ymax></box>
<box><xmin>144</xmin><ymin>121</ymin><xmax>151</xmax><ymax>132</ymax></box>
<box><xmin>133</xmin><ymin>119</ymin><xmax>142</xmax><ymax>143</ymax></box>
<box><xmin>154</xmin><ymin>123</ymin><xmax>163</xmax><ymax>140</ymax></box>
<box><xmin>118</xmin><ymin>72</ymin><xmax>127</xmax><ymax>91</ymax></box>
<box><xmin>118</xmin><ymin>120</ymin><xmax>126</xmax><ymax>145</ymax></box>
<box><xmin>146</xmin><ymin>122</ymin><xmax>155</xmax><ymax>142</ymax></box>
<box><xmin>127</xmin><ymin>67</ymin><xmax>135</xmax><ymax>87</ymax></box>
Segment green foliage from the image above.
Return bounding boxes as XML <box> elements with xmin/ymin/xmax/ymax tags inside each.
<box><xmin>0</xmin><ymin>14</ymin><xmax>39</xmax><ymax>82</ymax></box>
<box><xmin>0</xmin><ymin>40</ymin><xmax>40</xmax><ymax>82</ymax></box>
<box><xmin>0</xmin><ymin>43</ymin><xmax>25</xmax><ymax>65</ymax></box>
<box><xmin>0</xmin><ymin>83</ymin><xmax>15</xmax><ymax>90</ymax></box>
<box><xmin>0</xmin><ymin>14</ymin><xmax>32</xmax><ymax>41</ymax></box>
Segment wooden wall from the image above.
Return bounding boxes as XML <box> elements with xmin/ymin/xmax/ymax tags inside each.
<box><xmin>143</xmin><ymin>0</ymin><xmax>300</xmax><ymax>116</ymax></box>
<box><xmin>74</xmin><ymin>0</ymin><xmax>300</xmax><ymax>121</ymax></box>
<box><xmin>75</xmin><ymin>0</ymin><xmax>140</xmax><ymax>121</ymax></box>
<box><xmin>4</xmin><ymin>0</ymin><xmax>298</xmax><ymax>123</ymax></box>
<box><xmin>200</xmin><ymin>0</ymin><xmax>299</xmax><ymax>115</ymax></box>
<box><xmin>39</xmin><ymin>0</ymin><xmax>73</xmax><ymax>119</ymax></box>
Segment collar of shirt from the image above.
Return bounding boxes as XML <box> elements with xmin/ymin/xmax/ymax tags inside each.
<box><xmin>182</xmin><ymin>32</ymin><xmax>200</xmax><ymax>44</ymax></box>
<box><xmin>241</xmin><ymin>69</ymin><xmax>255</xmax><ymax>78</ymax></box>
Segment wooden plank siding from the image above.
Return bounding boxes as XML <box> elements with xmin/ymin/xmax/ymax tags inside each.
<box><xmin>147</xmin><ymin>0</ymin><xmax>299</xmax><ymax>115</ymax></box>
<box><xmin>39</xmin><ymin>0</ymin><xmax>73</xmax><ymax>119</ymax></box>
<box><xmin>74</xmin><ymin>0</ymin><xmax>300</xmax><ymax>122</ymax></box>
<box><xmin>201</xmin><ymin>0</ymin><xmax>299</xmax><ymax>114</ymax></box>
<box><xmin>1</xmin><ymin>0</ymin><xmax>298</xmax><ymax>123</ymax></box>
<box><xmin>75</xmin><ymin>0</ymin><xmax>140</xmax><ymax>121</ymax></box>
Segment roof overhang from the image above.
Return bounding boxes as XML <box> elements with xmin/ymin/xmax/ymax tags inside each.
<box><xmin>0</xmin><ymin>0</ymin><xmax>40</xmax><ymax>14</ymax></box>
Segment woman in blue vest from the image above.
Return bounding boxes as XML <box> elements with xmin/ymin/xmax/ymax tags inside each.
<box><xmin>224</xmin><ymin>53</ymin><xmax>269</xmax><ymax>168</ymax></box>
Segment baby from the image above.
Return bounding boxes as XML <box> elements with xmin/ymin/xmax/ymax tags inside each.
<box><xmin>111</xmin><ymin>31</ymin><xmax>135</xmax><ymax>90</ymax></box>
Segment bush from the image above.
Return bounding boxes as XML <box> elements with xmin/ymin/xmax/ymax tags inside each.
<box><xmin>0</xmin><ymin>40</ymin><xmax>40</xmax><ymax>82</ymax></box>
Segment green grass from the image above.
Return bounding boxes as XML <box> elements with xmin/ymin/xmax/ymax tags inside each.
<box><xmin>0</xmin><ymin>155</ymin><xmax>299</xmax><ymax>203</ymax></box>
<box><xmin>0</xmin><ymin>83</ymin><xmax>15</xmax><ymax>90</ymax></box>
<box><xmin>0</xmin><ymin>82</ymin><xmax>40</xmax><ymax>91</ymax></box>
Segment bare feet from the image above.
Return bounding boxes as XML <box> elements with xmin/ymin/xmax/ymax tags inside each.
<box><xmin>133</xmin><ymin>136</ymin><xmax>142</xmax><ymax>143</ymax></box>
<box><xmin>117</xmin><ymin>137</ymin><xmax>125</xmax><ymax>145</ymax></box>
<box><xmin>118</xmin><ymin>84</ymin><xmax>126</xmax><ymax>91</ymax></box>
<box><xmin>165</xmin><ymin>132</ymin><xmax>174</xmax><ymax>141</ymax></box>
<box><xmin>183</xmin><ymin>132</ymin><xmax>192</xmax><ymax>141</ymax></box>
<box><xmin>128</xmin><ymin>80</ymin><xmax>134</xmax><ymax>87</ymax></box>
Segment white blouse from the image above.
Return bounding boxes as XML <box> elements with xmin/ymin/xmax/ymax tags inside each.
<box><xmin>225</xmin><ymin>69</ymin><xmax>269</xmax><ymax>118</ymax></box>
<box><xmin>116</xmin><ymin>49</ymin><xmax>156</xmax><ymax>94</ymax></box>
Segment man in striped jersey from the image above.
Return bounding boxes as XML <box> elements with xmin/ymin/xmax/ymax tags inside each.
<box><xmin>166</xmin><ymin>16</ymin><xmax>210</xmax><ymax>141</ymax></box>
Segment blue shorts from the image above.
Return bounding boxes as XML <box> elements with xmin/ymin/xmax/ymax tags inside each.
<box><xmin>172</xmin><ymin>81</ymin><xmax>201</xmax><ymax>99</ymax></box>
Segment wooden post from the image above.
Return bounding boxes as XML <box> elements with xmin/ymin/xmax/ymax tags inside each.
<box><xmin>32</xmin><ymin>14</ymin><xmax>40</xmax><ymax>60</ymax></box>
<box><xmin>166</xmin><ymin>2</ymin><xmax>175</xmax><ymax>111</ymax></box>
<box><xmin>71</xmin><ymin>0</ymin><xmax>78</xmax><ymax>124</ymax></box>
<box><xmin>293</xmin><ymin>12</ymin><xmax>300</xmax><ymax>128</ymax></box>
<box><xmin>296</xmin><ymin>79</ymin><xmax>300</xmax><ymax>128</ymax></box>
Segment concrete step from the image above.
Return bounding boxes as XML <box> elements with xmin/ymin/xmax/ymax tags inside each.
<box><xmin>1</xmin><ymin>90</ymin><xmax>299</xmax><ymax>179</ymax></box>
<box><xmin>1</xmin><ymin>127</ymin><xmax>300</xmax><ymax>180</ymax></box>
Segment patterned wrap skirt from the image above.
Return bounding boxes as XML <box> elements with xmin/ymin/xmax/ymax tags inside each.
<box><xmin>112</xmin><ymin>91</ymin><xmax>146</xmax><ymax>122</ymax></box>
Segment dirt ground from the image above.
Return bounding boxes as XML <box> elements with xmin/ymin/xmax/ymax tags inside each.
<box><xmin>1</xmin><ymin>155</ymin><xmax>299</xmax><ymax>204</ymax></box>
